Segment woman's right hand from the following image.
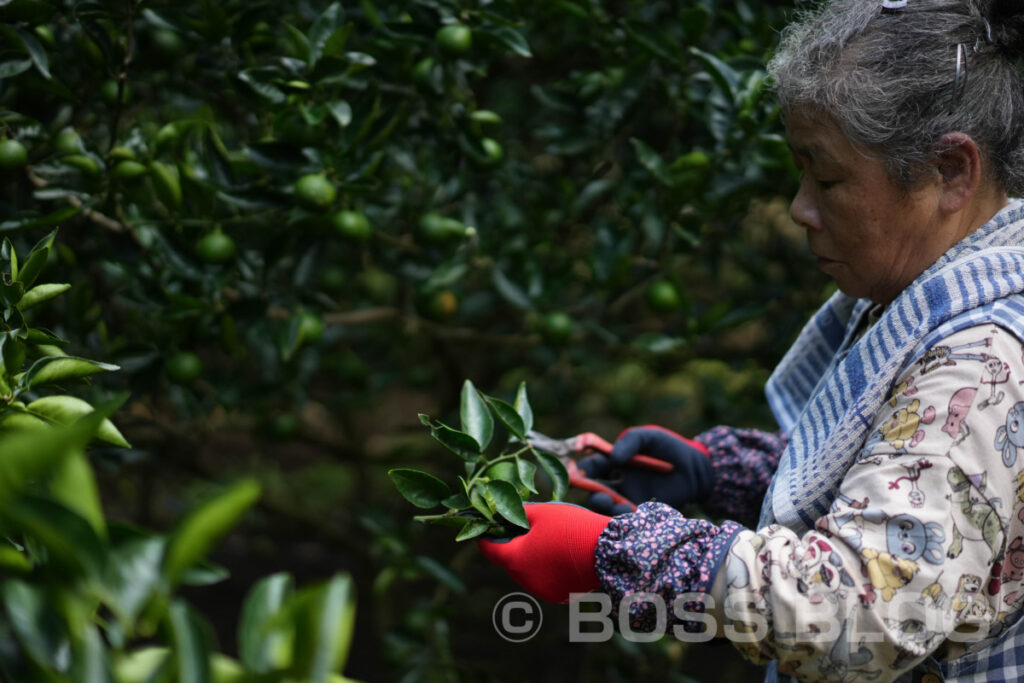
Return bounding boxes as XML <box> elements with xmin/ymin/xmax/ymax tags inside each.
<box><xmin>577</xmin><ymin>425</ymin><xmax>714</xmax><ymax>515</ymax></box>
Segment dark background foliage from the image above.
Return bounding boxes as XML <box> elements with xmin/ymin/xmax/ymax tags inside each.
<box><xmin>0</xmin><ymin>0</ymin><xmax>832</xmax><ymax>680</ymax></box>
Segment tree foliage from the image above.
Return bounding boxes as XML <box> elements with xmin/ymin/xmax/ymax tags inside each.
<box><xmin>0</xmin><ymin>0</ymin><xmax>826</xmax><ymax>680</ymax></box>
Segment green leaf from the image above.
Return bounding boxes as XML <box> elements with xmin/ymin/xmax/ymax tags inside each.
<box><xmin>23</xmin><ymin>356</ymin><xmax>119</xmax><ymax>388</ymax></box>
<box><xmin>441</xmin><ymin>493</ymin><xmax>470</xmax><ymax>509</ymax></box>
<box><xmin>534</xmin><ymin>451</ymin><xmax>569</xmax><ymax>501</ymax></box>
<box><xmin>0</xmin><ymin>545</ymin><xmax>32</xmax><ymax>574</ymax></box>
<box><xmin>290</xmin><ymin>574</ymin><xmax>356</xmax><ymax>682</ymax></box>
<box><xmin>69</xmin><ymin>624</ymin><xmax>114</xmax><ymax>683</ymax></box>
<box><xmin>415</xmin><ymin>556</ymin><xmax>466</xmax><ymax>593</ymax></box>
<box><xmin>514</xmin><ymin>382</ymin><xmax>533</xmax><ymax>434</ymax></box>
<box><xmin>283</xmin><ymin>22</ymin><xmax>311</xmax><ymax>64</ymax></box>
<box><xmin>0</xmin><ymin>407</ymin><xmax>109</xmax><ymax>493</ymax></box>
<box><xmin>516</xmin><ymin>458</ymin><xmax>539</xmax><ymax>494</ymax></box>
<box><xmin>0</xmin><ymin>205</ymin><xmax>80</xmax><ymax>234</ymax></box>
<box><xmin>26</xmin><ymin>395</ymin><xmax>131</xmax><ymax>447</ymax></box>
<box><xmin>631</xmin><ymin>137</ymin><xmax>675</xmax><ymax>187</ymax></box>
<box><xmin>49</xmin><ymin>450</ymin><xmax>106</xmax><ymax>540</ymax></box>
<box><xmin>162</xmin><ymin>479</ymin><xmax>261</xmax><ymax>587</ymax></box>
<box><xmin>426</xmin><ymin>420</ymin><xmax>481</xmax><ymax>460</ymax></box>
<box><xmin>460</xmin><ymin>379</ymin><xmax>493</xmax><ymax>450</ymax></box>
<box><xmin>387</xmin><ymin>469</ymin><xmax>450</xmax><ymax>509</ymax></box>
<box><xmin>483</xmin><ymin>26</ymin><xmax>532</xmax><ymax>57</ymax></box>
<box><xmin>486</xmin><ymin>480</ymin><xmax>529</xmax><ymax>529</ymax></box>
<box><xmin>17</xmin><ymin>283</ymin><xmax>71</xmax><ymax>310</ymax></box>
<box><xmin>105</xmin><ymin>536</ymin><xmax>165</xmax><ymax>628</ymax></box>
<box><xmin>309</xmin><ymin>3</ymin><xmax>345</xmax><ymax>66</ymax></box>
<box><xmin>455</xmin><ymin>519</ymin><xmax>490</xmax><ymax>541</ymax></box>
<box><xmin>168</xmin><ymin>601</ymin><xmax>213</xmax><ymax>683</ymax></box>
<box><xmin>239</xmin><ymin>572</ymin><xmax>293</xmax><ymax>673</ymax></box>
<box><xmin>0</xmin><ymin>59</ymin><xmax>32</xmax><ymax>79</ymax></box>
<box><xmin>14</xmin><ymin>26</ymin><xmax>50</xmax><ymax>79</ymax></box>
<box><xmin>239</xmin><ymin>67</ymin><xmax>287</xmax><ymax>103</ymax></box>
<box><xmin>17</xmin><ymin>228</ymin><xmax>57</xmax><ymax>288</ymax></box>
<box><xmin>2</xmin><ymin>494</ymin><xmax>107</xmax><ymax>579</ymax></box>
<box><xmin>469</xmin><ymin>488</ymin><xmax>494</xmax><ymax>521</ymax></box>
<box><xmin>482</xmin><ymin>395</ymin><xmax>526</xmax><ymax>440</ymax></box>
<box><xmin>3</xmin><ymin>580</ymin><xmax>69</xmax><ymax>671</ymax></box>
<box><xmin>689</xmin><ymin>46</ymin><xmax>740</xmax><ymax>102</ymax></box>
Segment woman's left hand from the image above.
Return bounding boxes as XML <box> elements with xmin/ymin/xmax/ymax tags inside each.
<box><xmin>478</xmin><ymin>503</ymin><xmax>612</xmax><ymax>603</ymax></box>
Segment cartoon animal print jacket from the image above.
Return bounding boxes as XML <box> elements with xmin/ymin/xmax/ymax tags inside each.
<box><xmin>594</xmin><ymin>323</ymin><xmax>1024</xmax><ymax>681</ymax></box>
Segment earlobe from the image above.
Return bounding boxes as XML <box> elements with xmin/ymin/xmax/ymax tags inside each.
<box><xmin>934</xmin><ymin>133</ymin><xmax>981</xmax><ymax>214</ymax></box>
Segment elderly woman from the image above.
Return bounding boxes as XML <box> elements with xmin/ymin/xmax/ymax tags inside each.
<box><xmin>480</xmin><ymin>1</ymin><xmax>1024</xmax><ymax>680</ymax></box>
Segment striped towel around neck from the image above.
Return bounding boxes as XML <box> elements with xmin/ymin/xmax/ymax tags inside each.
<box><xmin>761</xmin><ymin>198</ymin><xmax>1024</xmax><ymax>533</ymax></box>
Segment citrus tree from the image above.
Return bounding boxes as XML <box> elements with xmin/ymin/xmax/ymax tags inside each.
<box><xmin>0</xmin><ymin>0</ymin><xmax>821</xmax><ymax>680</ymax></box>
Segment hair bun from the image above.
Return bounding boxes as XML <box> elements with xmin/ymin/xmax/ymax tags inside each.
<box><xmin>989</xmin><ymin>0</ymin><xmax>1024</xmax><ymax>58</ymax></box>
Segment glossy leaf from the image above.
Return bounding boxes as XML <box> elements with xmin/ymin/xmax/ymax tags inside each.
<box><xmin>387</xmin><ymin>468</ymin><xmax>450</xmax><ymax>509</ymax></box>
<box><xmin>460</xmin><ymin>379</ymin><xmax>493</xmax><ymax>450</ymax></box>
<box><xmin>516</xmin><ymin>458</ymin><xmax>539</xmax><ymax>495</ymax></box>
<box><xmin>482</xmin><ymin>395</ymin><xmax>526</xmax><ymax>441</ymax></box>
<box><xmin>3</xmin><ymin>580</ymin><xmax>70</xmax><ymax>673</ymax></box>
<box><xmin>23</xmin><ymin>356</ymin><xmax>119</xmax><ymax>388</ymax></box>
<box><xmin>26</xmin><ymin>395</ymin><xmax>130</xmax><ymax>448</ymax></box>
<box><xmin>162</xmin><ymin>479</ymin><xmax>261</xmax><ymax>586</ymax></box>
<box><xmin>49</xmin><ymin>450</ymin><xmax>106</xmax><ymax>540</ymax></box>
<box><xmin>534</xmin><ymin>451</ymin><xmax>569</xmax><ymax>501</ymax></box>
<box><xmin>426</xmin><ymin>420</ymin><xmax>481</xmax><ymax>461</ymax></box>
<box><xmin>454</xmin><ymin>519</ymin><xmax>490</xmax><ymax>541</ymax></box>
<box><xmin>2</xmin><ymin>494</ymin><xmax>107</xmax><ymax>578</ymax></box>
<box><xmin>238</xmin><ymin>572</ymin><xmax>293</xmax><ymax>673</ymax></box>
<box><xmin>18</xmin><ymin>283</ymin><xmax>71</xmax><ymax>310</ymax></box>
<box><xmin>513</xmin><ymin>382</ymin><xmax>533</xmax><ymax>435</ymax></box>
<box><xmin>17</xmin><ymin>228</ymin><xmax>57</xmax><ymax>288</ymax></box>
<box><xmin>168</xmin><ymin>601</ymin><xmax>213</xmax><ymax>683</ymax></box>
<box><xmin>289</xmin><ymin>574</ymin><xmax>356</xmax><ymax>682</ymax></box>
<box><xmin>486</xmin><ymin>480</ymin><xmax>529</xmax><ymax>529</ymax></box>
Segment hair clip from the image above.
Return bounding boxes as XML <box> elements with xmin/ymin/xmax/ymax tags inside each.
<box><xmin>950</xmin><ymin>43</ymin><xmax>968</xmax><ymax>114</ymax></box>
<box><xmin>881</xmin><ymin>0</ymin><xmax>908</xmax><ymax>9</ymax></box>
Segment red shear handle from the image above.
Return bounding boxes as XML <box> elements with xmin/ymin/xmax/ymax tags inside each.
<box><xmin>564</xmin><ymin>460</ymin><xmax>637</xmax><ymax>511</ymax></box>
<box><xmin>574</xmin><ymin>432</ymin><xmax>675</xmax><ymax>474</ymax></box>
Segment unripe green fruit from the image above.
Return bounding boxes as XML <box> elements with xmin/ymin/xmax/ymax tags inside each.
<box><xmin>418</xmin><ymin>212</ymin><xmax>467</xmax><ymax>244</ymax></box>
<box><xmin>295</xmin><ymin>173</ymin><xmax>336</xmax><ymax>210</ymax></box>
<box><xmin>165</xmin><ymin>351</ymin><xmax>203</xmax><ymax>384</ymax></box>
<box><xmin>436</xmin><ymin>24</ymin><xmax>472</xmax><ymax>54</ymax></box>
<box><xmin>541</xmin><ymin>312</ymin><xmax>574</xmax><ymax>345</ymax></box>
<box><xmin>54</xmin><ymin>129</ymin><xmax>81</xmax><ymax>156</ymax></box>
<box><xmin>0</xmin><ymin>139</ymin><xmax>28</xmax><ymax>169</ymax></box>
<box><xmin>196</xmin><ymin>231</ymin><xmax>236</xmax><ymax>264</ymax></box>
<box><xmin>111</xmin><ymin>160</ymin><xmax>148</xmax><ymax>180</ymax></box>
<box><xmin>297</xmin><ymin>311</ymin><xmax>325</xmax><ymax>343</ymax></box>
<box><xmin>332</xmin><ymin>210</ymin><xmax>372</xmax><ymax>242</ymax></box>
<box><xmin>646</xmin><ymin>279</ymin><xmax>682</xmax><ymax>313</ymax></box>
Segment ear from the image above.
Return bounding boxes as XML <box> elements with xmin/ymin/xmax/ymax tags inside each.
<box><xmin>934</xmin><ymin>133</ymin><xmax>982</xmax><ymax>214</ymax></box>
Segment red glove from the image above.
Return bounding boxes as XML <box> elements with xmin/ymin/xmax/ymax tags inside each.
<box><xmin>478</xmin><ymin>503</ymin><xmax>612</xmax><ymax>604</ymax></box>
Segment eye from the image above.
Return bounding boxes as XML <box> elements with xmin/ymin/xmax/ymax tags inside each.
<box><xmin>1012</xmin><ymin>420</ymin><xmax>1019</xmax><ymax>434</ymax></box>
<box><xmin>817</xmin><ymin>179</ymin><xmax>840</xmax><ymax>190</ymax></box>
<box><xmin>901</xmin><ymin>542</ymin><xmax>916</xmax><ymax>555</ymax></box>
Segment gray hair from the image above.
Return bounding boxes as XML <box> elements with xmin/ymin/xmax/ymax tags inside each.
<box><xmin>767</xmin><ymin>0</ymin><xmax>1024</xmax><ymax>193</ymax></box>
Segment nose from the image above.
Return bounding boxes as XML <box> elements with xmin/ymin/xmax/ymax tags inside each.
<box><xmin>789</xmin><ymin>176</ymin><xmax>821</xmax><ymax>231</ymax></box>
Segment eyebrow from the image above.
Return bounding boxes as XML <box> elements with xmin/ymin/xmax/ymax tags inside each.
<box><xmin>787</xmin><ymin>141</ymin><xmax>839</xmax><ymax>166</ymax></box>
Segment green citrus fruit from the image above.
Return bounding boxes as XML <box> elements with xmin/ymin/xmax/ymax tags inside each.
<box><xmin>418</xmin><ymin>212</ymin><xmax>466</xmax><ymax>244</ymax></box>
<box><xmin>109</xmin><ymin>146</ymin><xmax>135</xmax><ymax>161</ymax></box>
<box><xmin>149</xmin><ymin>161</ymin><xmax>182</xmax><ymax>210</ymax></box>
<box><xmin>295</xmin><ymin>173</ymin><xmax>336</xmax><ymax>210</ymax></box>
<box><xmin>674</xmin><ymin>150</ymin><xmax>710</xmax><ymax>170</ymax></box>
<box><xmin>480</xmin><ymin>137</ymin><xmax>503</xmax><ymax>164</ymax></box>
<box><xmin>151</xmin><ymin>28</ymin><xmax>183</xmax><ymax>58</ymax></box>
<box><xmin>62</xmin><ymin>154</ymin><xmax>101</xmax><ymax>176</ymax></box>
<box><xmin>412</xmin><ymin>57</ymin><xmax>437</xmax><ymax>87</ymax></box>
<box><xmin>165</xmin><ymin>351</ymin><xmax>203</xmax><ymax>384</ymax></box>
<box><xmin>425</xmin><ymin>290</ymin><xmax>458</xmax><ymax>320</ymax></box>
<box><xmin>196</xmin><ymin>231</ymin><xmax>236</xmax><ymax>264</ymax></box>
<box><xmin>541</xmin><ymin>312</ymin><xmax>574</xmax><ymax>345</ymax></box>
<box><xmin>297</xmin><ymin>311</ymin><xmax>325</xmax><ymax>343</ymax></box>
<box><xmin>0</xmin><ymin>140</ymin><xmax>28</xmax><ymax>169</ymax></box>
<box><xmin>54</xmin><ymin>129</ymin><xmax>81</xmax><ymax>156</ymax></box>
<box><xmin>111</xmin><ymin>159</ymin><xmax>148</xmax><ymax>181</ymax></box>
<box><xmin>331</xmin><ymin>210</ymin><xmax>372</xmax><ymax>242</ymax></box>
<box><xmin>436</xmin><ymin>24</ymin><xmax>472</xmax><ymax>54</ymax></box>
<box><xmin>646</xmin><ymin>279</ymin><xmax>682</xmax><ymax>313</ymax></box>
<box><xmin>101</xmin><ymin>79</ymin><xmax>132</xmax><ymax>105</ymax></box>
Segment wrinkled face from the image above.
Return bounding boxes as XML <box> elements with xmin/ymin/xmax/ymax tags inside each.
<box><xmin>785</xmin><ymin>110</ymin><xmax>945</xmax><ymax>305</ymax></box>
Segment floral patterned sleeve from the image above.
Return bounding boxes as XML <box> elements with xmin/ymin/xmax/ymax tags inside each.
<box><xmin>694</xmin><ymin>426</ymin><xmax>788</xmax><ymax>524</ymax></box>
<box><xmin>595</xmin><ymin>323</ymin><xmax>1024</xmax><ymax>681</ymax></box>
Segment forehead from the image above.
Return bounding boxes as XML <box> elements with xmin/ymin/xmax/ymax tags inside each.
<box><xmin>784</xmin><ymin>110</ymin><xmax>849</xmax><ymax>161</ymax></box>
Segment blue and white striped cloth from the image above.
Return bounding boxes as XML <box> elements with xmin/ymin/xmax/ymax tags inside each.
<box><xmin>760</xmin><ymin>198</ymin><xmax>1024</xmax><ymax>682</ymax></box>
<box><xmin>762</xmin><ymin>198</ymin><xmax>1024</xmax><ymax>533</ymax></box>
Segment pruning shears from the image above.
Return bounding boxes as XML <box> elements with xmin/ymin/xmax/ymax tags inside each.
<box><xmin>522</xmin><ymin>430</ymin><xmax>674</xmax><ymax>512</ymax></box>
